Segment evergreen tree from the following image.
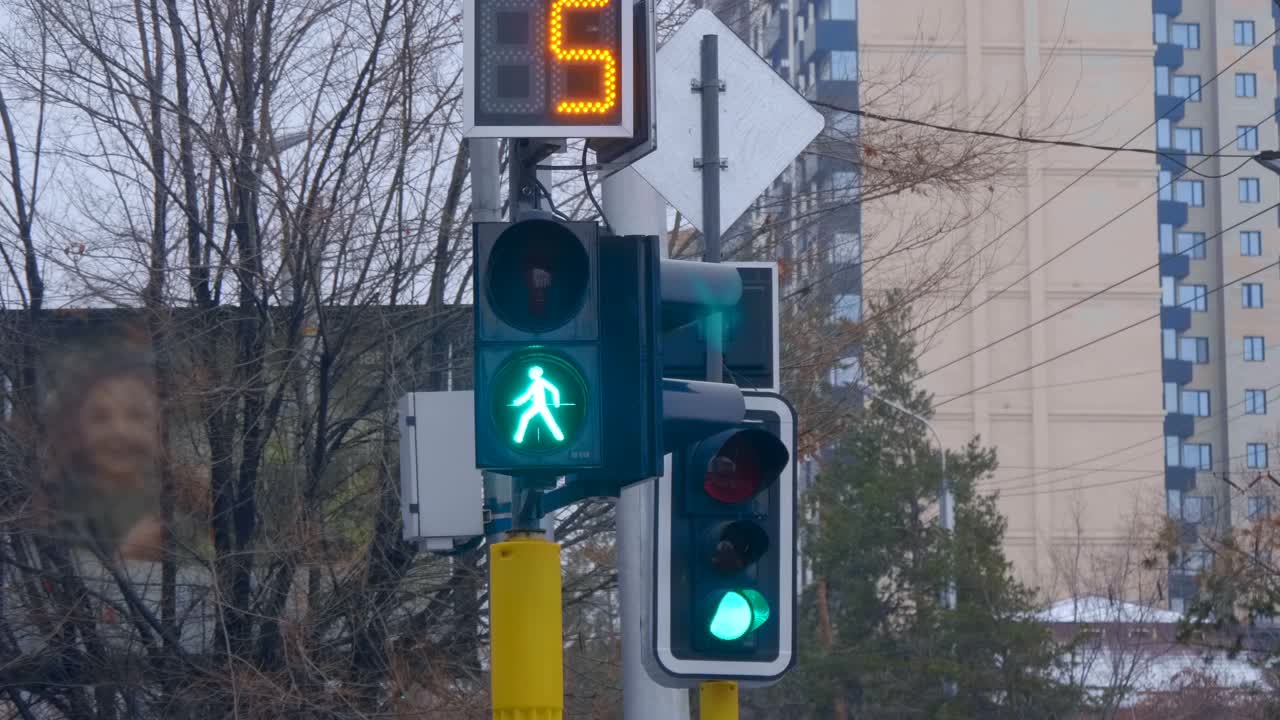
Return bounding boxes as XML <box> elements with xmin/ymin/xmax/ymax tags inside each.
<box><xmin>753</xmin><ymin>294</ymin><xmax>1078</xmax><ymax>718</ymax></box>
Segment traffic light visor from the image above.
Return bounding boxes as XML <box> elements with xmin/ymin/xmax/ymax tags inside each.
<box><xmin>486</xmin><ymin>219</ymin><xmax>590</xmax><ymax>333</ymax></box>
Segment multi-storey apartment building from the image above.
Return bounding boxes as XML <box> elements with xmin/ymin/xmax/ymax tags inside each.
<box><xmin>734</xmin><ymin>0</ymin><xmax>1280</xmax><ymax>608</ymax></box>
<box><xmin>1154</xmin><ymin>1</ymin><xmax>1279</xmax><ymax>613</ymax></box>
<box><xmin>838</xmin><ymin>1</ymin><xmax>1166</xmax><ymax>595</ymax></box>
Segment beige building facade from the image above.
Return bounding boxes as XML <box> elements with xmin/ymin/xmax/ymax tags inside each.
<box><xmin>858</xmin><ymin>1</ymin><xmax>1167</xmax><ymax>599</ymax></box>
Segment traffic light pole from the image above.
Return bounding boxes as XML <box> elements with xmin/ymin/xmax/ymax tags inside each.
<box><xmin>602</xmin><ymin>166</ymin><xmax>692</xmax><ymax>720</ymax></box>
<box><xmin>485</xmin><ymin>140</ymin><xmax>567</xmax><ymax>720</ymax></box>
<box><xmin>696</xmin><ymin>34</ymin><xmax>724</xmax><ymax>385</ymax></box>
<box><xmin>693</xmin><ymin>32</ymin><xmax>739</xmax><ymax>720</ymax></box>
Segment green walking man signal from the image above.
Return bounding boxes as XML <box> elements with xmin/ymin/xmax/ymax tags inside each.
<box><xmin>511</xmin><ymin>366</ymin><xmax>566</xmax><ymax>444</ymax></box>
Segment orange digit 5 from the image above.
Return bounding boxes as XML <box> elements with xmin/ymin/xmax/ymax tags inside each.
<box><xmin>549</xmin><ymin>0</ymin><xmax>618</xmax><ymax>115</ymax></box>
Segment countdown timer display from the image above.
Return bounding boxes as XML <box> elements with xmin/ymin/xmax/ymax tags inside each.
<box><xmin>464</xmin><ymin>0</ymin><xmax>634</xmax><ymax>137</ymax></box>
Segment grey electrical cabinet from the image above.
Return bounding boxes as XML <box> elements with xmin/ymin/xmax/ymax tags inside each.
<box><xmin>398</xmin><ymin>391</ymin><xmax>485</xmax><ymax>550</ymax></box>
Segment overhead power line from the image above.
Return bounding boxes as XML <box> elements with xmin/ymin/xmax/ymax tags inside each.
<box><xmin>810</xmin><ymin>100</ymin><xmax>1258</xmax><ymax>162</ymax></box>
<box><xmin>936</xmin><ymin>259</ymin><xmax>1280</xmax><ymax>408</ymax></box>
<box><xmin>919</xmin><ymin>202</ymin><xmax>1280</xmax><ymax>384</ymax></box>
<box><xmin>981</xmin><ymin>381</ymin><xmax>1280</xmax><ymax>494</ymax></box>
<box><xmin>785</xmin><ymin>17</ymin><xmax>1280</xmax><ymax>344</ymax></box>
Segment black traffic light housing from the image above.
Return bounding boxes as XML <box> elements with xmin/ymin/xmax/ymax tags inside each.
<box><xmin>672</xmin><ymin>419</ymin><xmax>789</xmax><ymax>656</ymax></box>
<box><xmin>473</xmin><ymin>219</ymin><xmax>662</xmax><ymax>479</ymax></box>
<box><xmin>647</xmin><ymin>393</ymin><xmax>797</xmax><ymax>685</ymax></box>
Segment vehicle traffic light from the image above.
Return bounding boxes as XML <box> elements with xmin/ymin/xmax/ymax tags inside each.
<box><xmin>649</xmin><ymin>392</ymin><xmax>795</xmax><ymax>684</ymax></box>
<box><xmin>473</xmin><ymin>219</ymin><xmax>662</xmax><ymax>478</ymax></box>
<box><xmin>685</xmin><ymin>425</ymin><xmax>787</xmax><ymax>649</ymax></box>
<box><xmin>644</xmin><ymin>256</ymin><xmax>798</xmax><ymax>687</ymax></box>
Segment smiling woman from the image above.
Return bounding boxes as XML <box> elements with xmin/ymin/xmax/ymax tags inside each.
<box><xmin>36</xmin><ymin>353</ymin><xmax>174</xmax><ymax>561</ymax></box>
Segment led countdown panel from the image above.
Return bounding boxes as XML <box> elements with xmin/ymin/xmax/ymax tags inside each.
<box><xmin>464</xmin><ymin>0</ymin><xmax>634</xmax><ymax>137</ymax></box>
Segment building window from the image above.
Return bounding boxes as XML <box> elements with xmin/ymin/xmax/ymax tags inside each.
<box><xmin>826</xmin><ymin>0</ymin><xmax>856</xmax><ymax>20</ymax></box>
<box><xmin>1154</xmin><ymin>13</ymin><xmax>1169</xmax><ymax>43</ymax></box>
<box><xmin>1179</xmin><ymin>284</ymin><xmax>1208</xmax><ymax>311</ymax></box>
<box><xmin>825</xmin><ymin>51</ymin><xmax>857</xmax><ymax>81</ymax></box>
<box><xmin>1248</xmin><ymin>496</ymin><xmax>1272</xmax><ymax>520</ymax></box>
<box><xmin>1164</xmin><ymin>382</ymin><xmax>1180</xmax><ymax>411</ymax></box>
<box><xmin>1235</xmin><ymin>20</ymin><xmax>1256</xmax><ymax>46</ymax></box>
<box><xmin>1161</xmin><ymin>277</ymin><xmax>1177</xmax><ymax>308</ymax></box>
<box><xmin>1236</xmin><ymin>73</ymin><xmax>1258</xmax><ymax>98</ymax></box>
<box><xmin>1241</xmin><ymin>231</ymin><xmax>1262</xmax><ymax>256</ymax></box>
<box><xmin>1183</xmin><ymin>495</ymin><xmax>1214</xmax><ymax>524</ymax></box>
<box><xmin>1248</xmin><ymin>443</ymin><xmax>1270</xmax><ymax>469</ymax></box>
<box><xmin>1159</xmin><ymin>170</ymin><xmax>1173</xmax><ymax>200</ymax></box>
<box><xmin>1245</xmin><ymin>336</ymin><xmax>1266</xmax><ymax>361</ymax></box>
<box><xmin>1177</xmin><ymin>231</ymin><xmax>1206</xmax><ymax>259</ymax></box>
<box><xmin>1168</xmin><ymin>488</ymin><xmax>1183</xmax><ymax>518</ymax></box>
<box><xmin>832</xmin><ymin>355</ymin><xmax>862</xmax><ymax>385</ymax></box>
<box><xmin>1246</xmin><ymin>389</ymin><xmax>1268</xmax><ymax>415</ymax></box>
<box><xmin>1181</xmin><ymin>336</ymin><xmax>1210</xmax><ymax>363</ymax></box>
<box><xmin>1238</xmin><ymin>125</ymin><xmax>1259</xmax><ymax>150</ymax></box>
<box><xmin>1174</xmin><ymin>127</ymin><xmax>1203</xmax><ymax>154</ymax></box>
<box><xmin>1182</xmin><ymin>390</ymin><xmax>1211</xmax><ymax>417</ymax></box>
<box><xmin>1160</xmin><ymin>224</ymin><xmax>1175</xmax><ymax>254</ymax></box>
<box><xmin>1184</xmin><ymin>443</ymin><xmax>1213</xmax><ymax>470</ymax></box>
<box><xmin>833</xmin><ymin>293</ymin><xmax>861</xmax><ymax>322</ymax></box>
<box><xmin>831</xmin><ymin>232</ymin><xmax>860</xmax><ymax>265</ymax></box>
<box><xmin>1166</xmin><ymin>436</ymin><xmax>1182</xmax><ymax>467</ymax></box>
<box><xmin>1243</xmin><ymin>283</ymin><xmax>1264</xmax><ymax>308</ymax></box>
<box><xmin>1185</xmin><ymin>548</ymin><xmax>1211</xmax><ymax>571</ymax></box>
<box><xmin>1175</xmin><ymin>180</ymin><xmax>1204</xmax><ymax>206</ymax></box>
<box><xmin>1157</xmin><ymin>119</ymin><xmax>1172</xmax><ymax>149</ymax></box>
<box><xmin>1172</xmin><ymin>22</ymin><xmax>1200</xmax><ymax>49</ymax></box>
<box><xmin>1162</xmin><ymin>328</ymin><xmax>1178</xmax><ymax>358</ymax></box>
<box><xmin>1173</xmin><ymin>75</ymin><xmax>1202</xmax><ymax>102</ymax></box>
<box><xmin>1240</xmin><ymin>178</ymin><xmax>1261</xmax><ymax>203</ymax></box>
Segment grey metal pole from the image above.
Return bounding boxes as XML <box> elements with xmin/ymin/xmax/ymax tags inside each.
<box><xmin>602</xmin><ymin>165</ymin><xmax>691</xmax><ymax>720</ymax></box>
<box><xmin>472</xmin><ymin>139</ymin><xmax>502</xmax><ymax>223</ymax></box>
<box><xmin>697</xmin><ymin>34</ymin><xmax>724</xmax><ymax>383</ymax></box>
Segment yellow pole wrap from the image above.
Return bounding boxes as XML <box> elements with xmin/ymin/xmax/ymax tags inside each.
<box><xmin>700</xmin><ymin>680</ymin><xmax>739</xmax><ymax>720</ymax></box>
<box><xmin>490</xmin><ymin>536</ymin><xmax>564</xmax><ymax>720</ymax></box>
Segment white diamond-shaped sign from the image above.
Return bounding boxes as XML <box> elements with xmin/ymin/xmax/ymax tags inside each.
<box><xmin>631</xmin><ymin>9</ymin><xmax>824</xmax><ymax>235</ymax></box>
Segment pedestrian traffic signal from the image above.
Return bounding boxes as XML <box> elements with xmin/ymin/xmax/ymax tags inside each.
<box><xmin>473</xmin><ymin>219</ymin><xmax>662</xmax><ymax>477</ymax></box>
<box><xmin>647</xmin><ymin>391</ymin><xmax>797</xmax><ymax>686</ymax></box>
<box><xmin>473</xmin><ymin>218</ymin><xmax>605</xmax><ymax>472</ymax></box>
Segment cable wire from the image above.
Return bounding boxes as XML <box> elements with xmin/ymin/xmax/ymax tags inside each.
<box><xmin>903</xmin><ymin>16</ymin><xmax>1280</xmax><ymax>343</ymax></box>
<box><xmin>919</xmin><ymin>202</ymin><xmax>1280</xmax><ymax>384</ymax></box>
<box><xmin>982</xmin><ymin>381</ymin><xmax>1280</xmax><ymax>493</ymax></box>
<box><xmin>923</xmin><ymin>105</ymin><xmax>1279</xmax><ymax>343</ymax></box>
<box><xmin>792</xmin><ymin>21</ymin><xmax>1280</xmax><ymax>339</ymax></box>
<box><xmin>936</xmin><ymin>259</ymin><xmax>1280</xmax><ymax>408</ymax></box>
<box><xmin>581</xmin><ymin>144</ymin><xmax>613</xmax><ymax>235</ymax></box>
<box><xmin>808</xmin><ymin>101</ymin><xmax>1261</xmax><ymax>161</ymax></box>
